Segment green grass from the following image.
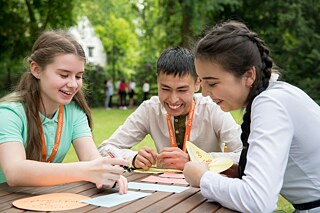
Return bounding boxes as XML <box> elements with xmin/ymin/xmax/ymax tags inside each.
<box><xmin>63</xmin><ymin>107</ymin><xmax>294</xmax><ymax>213</ymax></box>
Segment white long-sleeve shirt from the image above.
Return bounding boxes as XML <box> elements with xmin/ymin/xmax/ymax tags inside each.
<box><xmin>200</xmin><ymin>81</ymin><xmax>320</xmax><ymax>212</ymax></box>
<box><xmin>98</xmin><ymin>94</ymin><xmax>242</xmax><ymax>163</ymax></box>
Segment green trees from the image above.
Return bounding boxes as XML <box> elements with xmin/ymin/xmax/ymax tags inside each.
<box><xmin>1</xmin><ymin>0</ymin><xmax>320</xmax><ymax>105</ymax></box>
<box><xmin>0</xmin><ymin>0</ymin><xmax>76</xmax><ymax>96</ymax></box>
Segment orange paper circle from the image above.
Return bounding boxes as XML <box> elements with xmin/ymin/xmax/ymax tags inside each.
<box><xmin>12</xmin><ymin>193</ymin><xmax>90</xmax><ymax>211</ymax></box>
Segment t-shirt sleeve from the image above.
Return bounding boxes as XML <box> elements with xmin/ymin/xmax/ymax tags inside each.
<box><xmin>71</xmin><ymin>104</ymin><xmax>92</xmax><ymax>141</ymax></box>
<box><xmin>0</xmin><ymin>106</ymin><xmax>24</xmax><ymax>144</ymax></box>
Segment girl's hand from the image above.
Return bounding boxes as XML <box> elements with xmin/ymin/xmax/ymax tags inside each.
<box><xmin>183</xmin><ymin>161</ymin><xmax>208</xmax><ymax>187</ymax></box>
<box><xmin>157</xmin><ymin>147</ymin><xmax>189</xmax><ymax>170</ymax></box>
<box><xmin>134</xmin><ymin>147</ymin><xmax>158</xmax><ymax>170</ymax></box>
<box><xmin>90</xmin><ymin>157</ymin><xmax>129</xmax><ymax>188</ymax></box>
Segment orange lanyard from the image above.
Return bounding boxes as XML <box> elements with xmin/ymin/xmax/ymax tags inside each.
<box><xmin>38</xmin><ymin>105</ymin><xmax>64</xmax><ymax>163</ymax></box>
<box><xmin>166</xmin><ymin>100</ymin><xmax>195</xmax><ymax>152</ymax></box>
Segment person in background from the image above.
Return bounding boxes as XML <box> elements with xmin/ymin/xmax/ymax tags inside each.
<box><xmin>183</xmin><ymin>20</ymin><xmax>320</xmax><ymax>212</ymax></box>
<box><xmin>118</xmin><ymin>77</ymin><xmax>127</xmax><ymax>109</ymax></box>
<box><xmin>142</xmin><ymin>80</ymin><xmax>150</xmax><ymax>102</ymax></box>
<box><xmin>128</xmin><ymin>79</ymin><xmax>136</xmax><ymax>108</ymax></box>
<box><xmin>98</xmin><ymin>46</ymin><xmax>242</xmax><ymax>171</ymax></box>
<box><xmin>0</xmin><ymin>30</ymin><xmax>129</xmax><ymax>194</ymax></box>
<box><xmin>106</xmin><ymin>78</ymin><xmax>114</xmax><ymax>109</ymax></box>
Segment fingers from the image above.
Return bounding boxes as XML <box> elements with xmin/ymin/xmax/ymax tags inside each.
<box><xmin>157</xmin><ymin>147</ymin><xmax>189</xmax><ymax>170</ymax></box>
<box><xmin>117</xmin><ymin>175</ymin><xmax>128</xmax><ymax>194</ymax></box>
<box><xmin>106</xmin><ymin>157</ymin><xmax>130</xmax><ymax>167</ymax></box>
<box><xmin>135</xmin><ymin>147</ymin><xmax>158</xmax><ymax>170</ymax></box>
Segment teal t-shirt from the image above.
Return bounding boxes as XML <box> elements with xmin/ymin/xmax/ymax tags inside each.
<box><xmin>0</xmin><ymin>101</ymin><xmax>92</xmax><ymax>183</ymax></box>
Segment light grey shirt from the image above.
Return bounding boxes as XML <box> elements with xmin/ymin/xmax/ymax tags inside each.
<box><xmin>98</xmin><ymin>94</ymin><xmax>242</xmax><ymax>163</ymax></box>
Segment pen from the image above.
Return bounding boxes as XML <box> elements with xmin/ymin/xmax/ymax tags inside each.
<box><xmin>106</xmin><ymin>150</ymin><xmax>135</xmax><ymax>172</ymax></box>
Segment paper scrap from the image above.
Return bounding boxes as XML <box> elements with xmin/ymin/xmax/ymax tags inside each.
<box><xmin>134</xmin><ymin>167</ymin><xmax>182</xmax><ymax>174</ymax></box>
<box><xmin>141</xmin><ymin>175</ymin><xmax>188</xmax><ymax>185</ymax></box>
<box><xmin>186</xmin><ymin>141</ymin><xmax>233</xmax><ymax>173</ymax></box>
<box><xmin>159</xmin><ymin>172</ymin><xmax>185</xmax><ymax>179</ymax></box>
<box><xmin>12</xmin><ymin>193</ymin><xmax>89</xmax><ymax>211</ymax></box>
<box><xmin>81</xmin><ymin>191</ymin><xmax>151</xmax><ymax>208</ymax></box>
<box><xmin>128</xmin><ymin>182</ymin><xmax>188</xmax><ymax>193</ymax></box>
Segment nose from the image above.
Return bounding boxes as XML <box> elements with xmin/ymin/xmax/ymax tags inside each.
<box><xmin>67</xmin><ymin>77</ymin><xmax>78</xmax><ymax>88</ymax></box>
<box><xmin>169</xmin><ymin>92</ymin><xmax>179</xmax><ymax>103</ymax></box>
<box><xmin>201</xmin><ymin>85</ymin><xmax>210</xmax><ymax>97</ymax></box>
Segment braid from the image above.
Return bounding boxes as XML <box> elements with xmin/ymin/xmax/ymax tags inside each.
<box><xmin>238</xmin><ymin>32</ymin><xmax>273</xmax><ymax>178</ymax></box>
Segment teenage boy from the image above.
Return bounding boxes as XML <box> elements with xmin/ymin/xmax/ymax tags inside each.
<box><xmin>98</xmin><ymin>47</ymin><xmax>242</xmax><ymax>170</ymax></box>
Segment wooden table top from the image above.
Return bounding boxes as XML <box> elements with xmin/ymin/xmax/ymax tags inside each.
<box><xmin>0</xmin><ymin>172</ymin><xmax>237</xmax><ymax>212</ymax></box>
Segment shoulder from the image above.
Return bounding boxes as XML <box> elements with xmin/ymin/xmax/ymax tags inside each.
<box><xmin>0</xmin><ymin>101</ymin><xmax>25</xmax><ymax>116</ymax></box>
<box><xmin>138</xmin><ymin>96</ymin><xmax>165</xmax><ymax>115</ymax></box>
<box><xmin>63</xmin><ymin>101</ymin><xmax>86</xmax><ymax>116</ymax></box>
<box><xmin>254</xmin><ymin>81</ymin><xmax>305</xmax><ymax>105</ymax></box>
<box><xmin>0</xmin><ymin>101</ymin><xmax>26</xmax><ymax>127</ymax></box>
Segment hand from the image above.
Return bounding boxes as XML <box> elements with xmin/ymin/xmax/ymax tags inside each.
<box><xmin>133</xmin><ymin>147</ymin><xmax>158</xmax><ymax>170</ymax></box>
<box><xmin>183</xmin><ymin>161</ymin><xmax>208</xmax><ymax>187</ymax></box>
<box><xmin>157</xmin><ymin>147</ymin><xmax>189</xmax><ymax>170</ymax></box>
<box><xmin>90</xmin><ymin>157</ymin><xmax>129</xmax><ymax>188</ymax></box>
<box><xmin>220</xmin><ymin>163</ymin><xmax>239</xmax><ymax>178</ymax></box>
<box><xmin>96</xmin><ymin>175</ymin><xmax>128</xmax><ymax>194</ymax></box>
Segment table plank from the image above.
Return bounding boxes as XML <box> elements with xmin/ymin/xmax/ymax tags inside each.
<box><xmin>138</xmin><ymin>187</ymin><xmax>199</xmax><ymax>213</ymax></box>
<box><xmin>0</xmin><ymin>172</ymin><xmax>238</xmax><ymax>213</ymax></box>
<box><xmin>164</xmin><ymin>190</ymin><xmax>207</xmax><ymax>213</ymax></box>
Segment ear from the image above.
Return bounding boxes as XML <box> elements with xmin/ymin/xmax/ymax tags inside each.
<box><xmin>194</xmin><ymin>77</ymin><xmax>201</xmax><ymax>92</ymax></box>
<box><xmin>244</xmin><ymin>67</ymin><xmax>256</xmax><ymax>88</ymax></box>
<box><xmin>30</xmin><ymin>61</ymin><xmax>41</xmax><ymax>79</ymax></box>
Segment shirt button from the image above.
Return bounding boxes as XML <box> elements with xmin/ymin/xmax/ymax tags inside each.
<box><xmin>175</xmin><ymin>119</ymin><xmax>178</xmax><ymax>122</ymax></box>
<box><xmin>175</xmin><ymin>130</ymin><xmax>179</xmax><ymax>134</ymax></box>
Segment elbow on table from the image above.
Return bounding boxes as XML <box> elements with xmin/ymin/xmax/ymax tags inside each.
<box><xmin>5</xmin><ymin>171</ymin><xmax>21</xmax><ymax>187</ymax></box>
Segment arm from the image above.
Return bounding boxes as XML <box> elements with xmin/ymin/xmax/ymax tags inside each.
<box><xmin>73</xmin><ymin>136</ymin><xmax>128</xmax><ymax>194</ymax></box>
<box><xmin>157</xmin><ymin>147</ymin><xmax>189</xmax><ymax>170</ymax></box>
<box><xmin>0</xmin><ymin>141</ymin><xmax>129</xmax><ymax>188</ymax></box>
<box><xmin>98</xmin><ymin>103</ymin><xmax>151</xmax><ymax>163</ymax></box>
<box><xmin>185</xmin><ymin>96</ymin><xmax>292</xmax><ymax>212</ymax></box>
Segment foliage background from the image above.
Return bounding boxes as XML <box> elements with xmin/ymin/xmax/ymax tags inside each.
<box><xmin>1</xmin><ymin>0</ymin><xmax>320</xmax><ymax>105</ymax></box>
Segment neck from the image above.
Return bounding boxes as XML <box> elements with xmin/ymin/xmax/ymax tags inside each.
<box><xmin>39</xmin><ymin>104</ymin><xmax>60</xmax><ymax>119</ymax></box>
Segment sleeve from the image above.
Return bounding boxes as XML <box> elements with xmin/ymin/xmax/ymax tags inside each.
<box><xmin>200</xmin><ymin>95</ymin><xmax>293</xmax><ymax>212</ymax></box>
<box><xmin>98</xmin><ymin>102</ymin><xmax>150</xmax><ymax>162</ymax></box>
<box><xmin>71</xmin><ymin>104</ymin><xmax>92</xmax><ymax>141</ymax></box>
<box><xmin>0</xmin><ymin>106</ymin><xmax>24</xmax><ymax>144</ymax></box>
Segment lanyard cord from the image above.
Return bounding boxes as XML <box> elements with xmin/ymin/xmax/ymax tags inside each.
<box><xmin>166</xmin><ymin>100</ymin><xmax>195</xmax><ymax>152</ymax></box>
<box><xmin>38</xmin><ymin>105</ymin><xmax>64</xmax><ymax>163</ymax></box>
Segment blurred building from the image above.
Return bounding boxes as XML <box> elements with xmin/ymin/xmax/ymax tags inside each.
<box><xmin>69</xmin><ymin>16</ymin><xmax>107</xmax><ymax>67</ymax></box>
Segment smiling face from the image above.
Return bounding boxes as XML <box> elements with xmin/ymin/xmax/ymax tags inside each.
<box><xmin>195</xmin><ymin>59</ymin><xmax>253</xmax><ymax>112</ymax></box>
<box><xmin>30</xmin><ymin>54</ymin><xmax>84</xmax><ymax>117</ymax></box>
<box><xmin>157</xmin><ymin>72</ymin><xmax>200</xmax><ymax>116</ymax></box>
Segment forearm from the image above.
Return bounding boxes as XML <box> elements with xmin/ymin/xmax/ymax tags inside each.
<box><xmin>6</xmin><ymin>160</ymin><xmax>90</xmax><ymax>187</ymax></box>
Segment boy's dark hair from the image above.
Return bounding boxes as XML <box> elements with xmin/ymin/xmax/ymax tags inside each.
<box><xmin>157</xmin><ymin>46</ymin><xmax>197</xmax><ymax>82</ymax></box>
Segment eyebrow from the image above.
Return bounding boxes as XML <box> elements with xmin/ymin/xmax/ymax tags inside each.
<box><xmin>202</xmin><ymin>76</ymin><xmax>218</xmax><ymax>80</ymax></box>
<box><xmin>160</xmin><ymin>83</ymin><xmax>189</xmax><ymax>89</ymax></box>
<box><xmin>58</xmin><ymin>69</ymin><xmax>84</xmax><ymax>74</ymax></box>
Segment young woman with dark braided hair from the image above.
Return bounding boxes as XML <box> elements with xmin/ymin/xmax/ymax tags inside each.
<box><xmin>183</xmin><ymin>20</ymin><xmax>320</xmax><ymax>212</ymax></box>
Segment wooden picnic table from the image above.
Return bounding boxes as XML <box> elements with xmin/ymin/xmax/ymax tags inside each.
<box><xmin>0</xmin><ymin>172</ymin><xmax>238</xmax><ymax>212</ymax></box>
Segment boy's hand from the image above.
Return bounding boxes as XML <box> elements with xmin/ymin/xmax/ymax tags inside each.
<box><xmin>157</xmin><ymin>147</ymin><xmax>190</xmax><ymax>170</ymax></box>
<box><xmin>220</xmin><ymin>163</ymin><xmax>239</xmax><ymax>178</ymax></box>
<box><xmin>134</xmin><ymin>147</ymin><xmax>158</xmax><ymax>170</ymax></box>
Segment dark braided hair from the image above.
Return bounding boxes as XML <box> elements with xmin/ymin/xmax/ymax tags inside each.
<box><xmin>195</xmin><ymin>20</ymin><xmax>274</xmax><ymax>178</ymax></box>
